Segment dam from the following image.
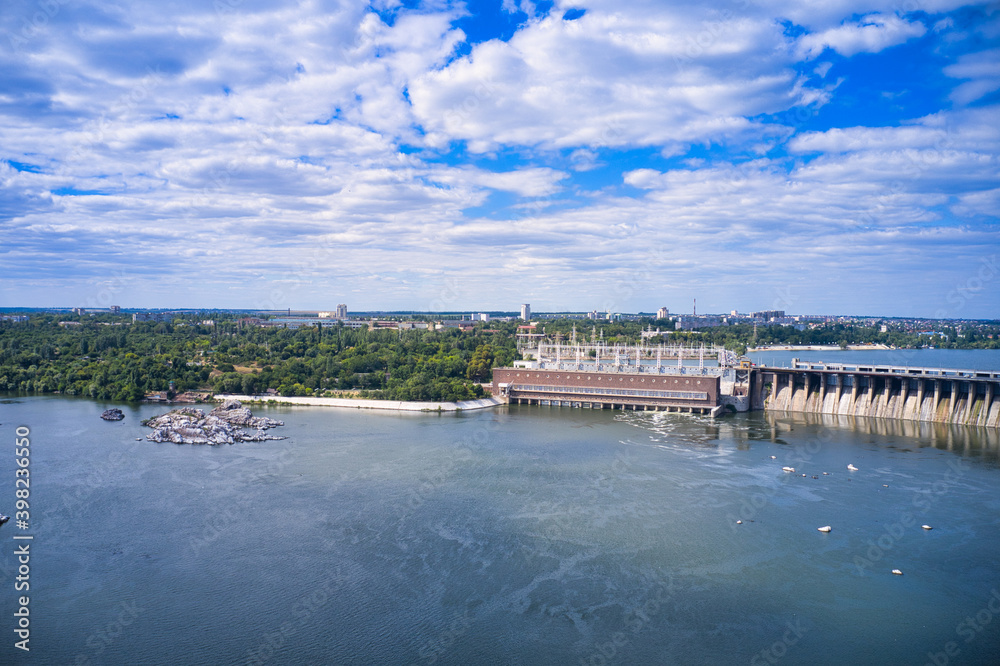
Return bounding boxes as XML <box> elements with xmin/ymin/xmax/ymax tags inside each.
<box><xmin>753</xmin><ymin>359</ymin><xmax>1000</xmax><ymax>428</ymax></box>
<box><xmin>492</xmin><ymin>342</ymin><xmax>1000</xmax><ymax>428</ymax></box>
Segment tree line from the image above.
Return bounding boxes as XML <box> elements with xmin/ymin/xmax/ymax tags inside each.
<box><xmin>1</xmin><ymin>314</ymin><xmax>996</xmax><ymax>403</ymax></box>
<box><xmin>0</xmin><ymin>315</ymin><xmax>517</xmax><ymax>402</ymax></box>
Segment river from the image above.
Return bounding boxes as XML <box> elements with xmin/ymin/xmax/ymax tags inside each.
<box><xmin>1</xmin><ymin>359</ymin><xmax>999</xmax><ymax>664</ymax></box>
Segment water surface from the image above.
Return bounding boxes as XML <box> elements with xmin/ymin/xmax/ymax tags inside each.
<box><xmin>0</xmin><ymin>396</ymin><xmax>998</xmax><ymax>665</ymax></box>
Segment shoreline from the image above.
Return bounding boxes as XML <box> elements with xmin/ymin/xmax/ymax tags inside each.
<box><xmin>748</xmin><ymin>344</ymin><xmax>894</xmax><ymax>352</ymax></box>
<box><xmin>214</xmin><ymin>394</ymin><xmax>503</xmax><ymax>412</ymax></box>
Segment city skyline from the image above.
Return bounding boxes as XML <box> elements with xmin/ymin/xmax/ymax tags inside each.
<box><xmin>1</xmin><ymin>1</ymin><xmax>998</xmax><ymax>318</ymax></box>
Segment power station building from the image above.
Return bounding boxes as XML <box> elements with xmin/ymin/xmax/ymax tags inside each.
<box><xmin>492</xmin><ymin>343</ymin><xmax>748</xmax><ymax>416</ymax></box>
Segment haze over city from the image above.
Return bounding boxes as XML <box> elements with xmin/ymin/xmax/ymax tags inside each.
<box><xmin>1</xmin><ymin>0</ymin><xmax>998</xmax><ymax>317</ymax></box>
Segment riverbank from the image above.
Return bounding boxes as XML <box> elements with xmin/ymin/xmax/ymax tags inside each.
<box><xmin>749</xmin><ymin>344</ymin><xmax>893</xmax><ymax>352</ymax></box>
<box><xmin>215</xmin><ymin>394</ymin><xmax>503</xmax><ymax>412</ymax></box>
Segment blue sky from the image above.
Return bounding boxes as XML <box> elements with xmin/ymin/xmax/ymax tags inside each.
<box><xmin>1</xmin><ymin>0</ymin><xmax>998</xmax><ymax>317</ymax></box>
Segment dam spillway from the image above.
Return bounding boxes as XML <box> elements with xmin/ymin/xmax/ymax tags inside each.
<box><xmin>753</xmin><ymin>359</ymin><xmax>1000</xmax><ymax>428</ymax></box>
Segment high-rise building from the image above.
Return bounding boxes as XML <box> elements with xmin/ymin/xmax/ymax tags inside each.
<box><xmin>657</xmin><ymin>307</ymin><xmax>669</xmax><ymax>319</ymax></box>
<box><xmin>521</xmin><ymin>304</ymin><xmax>531</xmax><ymax>321</ymax></box>
<box><xmin>336</xmin><ymin>304</ymin><xmax>348</xmax><ymax>319</ymax></box>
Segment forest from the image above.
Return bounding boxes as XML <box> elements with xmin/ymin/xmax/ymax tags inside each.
<box><xmin>0</xmin><ymin>315</ymin><xmax>518</xmax><ymax>402</ymax></box>
<box><xmin>1</xmin><ymin>313</ymin><xmax>996</xmax><ymax>403</ymax></box>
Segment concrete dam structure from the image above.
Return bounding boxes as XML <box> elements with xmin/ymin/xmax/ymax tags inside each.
<box><xmin>755</xmin><ymin>360</ymin><xmax>1000</xmax><ymax>428</ymax></box>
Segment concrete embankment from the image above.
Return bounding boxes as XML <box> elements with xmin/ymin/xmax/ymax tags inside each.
<box><xmin>214</xmin><ymin>394</ymin><xmax>503</xmax><ymax>412</ymax></box>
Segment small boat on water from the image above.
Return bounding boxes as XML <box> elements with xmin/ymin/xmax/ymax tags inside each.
<box><xmin>0</xmin><ymin>514</ymin><xmax>9</xmax><ymax>526</ymax></box>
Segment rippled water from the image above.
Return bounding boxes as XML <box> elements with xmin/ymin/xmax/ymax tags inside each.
<box><xmin>1</xmin><ymin>396</ymin><xmax>999</xmax><ymax>665</ymax></box>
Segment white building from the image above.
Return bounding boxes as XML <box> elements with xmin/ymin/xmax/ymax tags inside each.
<box><xmin>336</xmin><ymin>304</ymin><xmax>348</xmax><ymax>319</ymax></box>
<box><xmin>521</xmin><ymin>304</ymin><xmax>531</xmax><ymax>321</ymax></box>
<box><xmin>657</xmin><ymin>307</ymin><xmax>669</xmax><ymax>319</ymax></box>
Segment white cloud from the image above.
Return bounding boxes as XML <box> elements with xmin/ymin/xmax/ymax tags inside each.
<box><xmin>408</xmin><ymin>7</ymin><xmax>818</xmax><ymax>153</ymax></box>
<box><xmin>0</xmin><ymin>0</ymin><xmax>997</xmax><ymax>315</ymax></box>
<box><xmin>795</xmin><ymin>14</ymin><xmax>927</xmax><ymax>60</ymax></box>
<box><xmin>944</xmin><ymin>48</ymin><xmax>1000</xmax><ymax>105</ymax></box>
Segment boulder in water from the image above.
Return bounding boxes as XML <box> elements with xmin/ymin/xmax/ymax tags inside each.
<box><xmin>101</xmin><ymin>408</ymin><xmax>125</xmax><ymax>421</ymax></box>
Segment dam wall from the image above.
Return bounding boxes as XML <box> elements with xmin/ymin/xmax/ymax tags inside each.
<box><xmin>754</xmin><ymin>362</ymin><xmax>1000</xmax><ymax>428</ymax></box>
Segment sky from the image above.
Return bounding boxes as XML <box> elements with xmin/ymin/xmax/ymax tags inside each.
<box><xmin>1</xmin><ymin>0</ymin><xmax>998</xmax><ymax>317</ymax></box>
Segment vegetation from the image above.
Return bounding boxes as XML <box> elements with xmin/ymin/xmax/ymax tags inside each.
<box><xmin>0</xmin><ymin>315</ymin><xmax>516</xmax><ymax>402</ymax></box>
<box><xmin>1</xmin><ymin>313</ymin><xmax>996</xmax><ymax>403</ymax></box>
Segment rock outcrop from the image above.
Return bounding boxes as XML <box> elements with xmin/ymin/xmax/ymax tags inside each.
<box><xmin>209</xmin><ymin>398</ymin><xmax>284</xmax><ymax>429</ymax></box>
<box><xmin>101</xmin><ymin>408</ymin><xmax>125</xmax><ymax>421</ymax></box>
<box><xmin>144</xmin><ymin>401</ymin><xmax>285</xmax><ymax>445</ymax></box>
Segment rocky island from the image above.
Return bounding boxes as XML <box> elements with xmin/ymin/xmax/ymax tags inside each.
<box><xmin>101</xmin><ymin>408</ymin><xmax>125</xmax><ymax>421</ymax></box>
<box><xmin>143</xmin><ymin>399</ymin><xmax>285</xmax><ymax>445</ymax></box>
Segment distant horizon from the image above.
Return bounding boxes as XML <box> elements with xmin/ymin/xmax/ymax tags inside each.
<box><xmin>2</xmin><ymin>305</ymin><xmax>996</xmax><ymax>322</ymax></box>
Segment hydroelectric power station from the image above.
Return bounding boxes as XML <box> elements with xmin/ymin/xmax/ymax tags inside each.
<box><xmin>492</xmin><ymin>341</ymin><xmax>1000</xmax><ymax>428</ymax></box>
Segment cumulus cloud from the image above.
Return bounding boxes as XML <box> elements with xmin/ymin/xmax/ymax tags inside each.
<box><xmin>795</xmin><ymin>14</ymin><xmax>927</xmax><ymax>59</ymax></box>
<box><xmin>0</xmin><ymin>0</ymin><xmax>996</xmax><ymax>315</ymax></box>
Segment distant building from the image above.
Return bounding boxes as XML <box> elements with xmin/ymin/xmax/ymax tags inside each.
<box><xmin>750</xmin><ymin>310</ymin><xmax>785</xmax><ymax>321</ymax></box>
<box><xmin>337</xmin><ymin>304</ymin><xmax>348</xmax><ymax>319</ymax></box>
<box><xmin>657</xmin><ymin>307</ymin><xmax>669</xmax><ymax>320</ymax></box>
<box><xmin>675</xmin><ymin>315</ymin><xmax>727</xmax><ymax>330</ymax></box>
<box><xmin>521</xmin><ymin>304</ymin><xmax>531</xmax><ymax>321</ymax></box>
<box><xmin>110</xmin><ymin>305</ymin><xmax>121</xmax><ymax>314</ymax></box>
<box><xmin>132</xmin><ymin>312</ymin><xmax>174</xmax><ymax>323</ymax></box>
<box><xmin>0</xmin><ymin>315</ymin><xmax>28</xmax><ymax>323</ymax></box>
<box><xmin>437</xmin><ymin>320</ymin><xmax>476</xmax><ymax>331</ymax></box>
<box><xmin>472</xmin><ymin>313</ymin><xmax>490</xmax><ymax>322</ymax></box>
